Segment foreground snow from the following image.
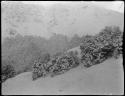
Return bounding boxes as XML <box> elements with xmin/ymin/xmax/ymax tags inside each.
<box><xmin>2</xmin><ymin>57</ymin><xmax>124</xmax><ymax>95</ymax></box>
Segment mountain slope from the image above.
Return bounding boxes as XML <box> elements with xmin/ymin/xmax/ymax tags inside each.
<box><xmin>2</xmin><ymin>57</ymin><xmax>123</xmax><ymax>95</ymax></box>
<box><xmin>2</xmin><ymin>2</ymin><xmax>124</xmax><ymax>40</ymax></box>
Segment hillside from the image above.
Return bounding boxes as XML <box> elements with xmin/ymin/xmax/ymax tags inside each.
<box><xmin>2</xmin><ymin>2</ymin><xmax>124</xmax><ymax>40</ymax></box>
<box><xmin>1</xmin><ymin>2</ymin><xmax>124</xmax><ymax>95</ymax></box>
<box><xmin>2</xmin><ymin>57</ymin><xmax>123</xmax><ymax>95</ymax></box>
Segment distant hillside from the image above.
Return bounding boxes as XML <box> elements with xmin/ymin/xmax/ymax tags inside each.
<box><xmin>2</xmin><ymin>2</ymin><xmax>124</xmax><ymax>41</ymax></box>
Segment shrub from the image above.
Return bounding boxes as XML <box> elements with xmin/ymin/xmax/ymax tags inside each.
<box><xmin>2</xmin><ymin>64</ymin><xmax>16</xmax><ymax>82</ymax></box>
<box><xmin>80</xmin><ymin>26</ymin><xmax>123</xmax><ymax>68</ymax></box>
<box><xmin>68</xmin><ymin>51</ymin><xmax>80</xmax><ymax>68</ymax></box>
<box><xmin>98</xmin><ymin>26</ymin><xmax>123</xmax><ymax>59</ymax></box>
<box><xmin>32</xmin><ymin>51</ymin><xmax>80</xmax><ymax>80</ymax></box>
<box><xmin>50</xmin><ymin>53</ymin><xmax>80</xmax><ymax>77</ymax></box>
<box><xmin>32</xmin><ymin>53</ymin><xmax>52</xmax><ymax>80</ymax></box>
<box><xmin>32</xmin><ymin>60</ymin><xmax>48</xmax><ymax>80</ymax></box>
<box><xmin>112</xmin><ymin>47</ymin><xmax>122</xmax><ymax>59</ymax></box>
<box><xmin>49</xmin><ymin>55</ymin><xmax>71</xmax><ymax>77</ymax></box>
<box><xmin>80</xmin><ymin>36</ymin><xmax>99</xmax><ymax>67</ymax></box>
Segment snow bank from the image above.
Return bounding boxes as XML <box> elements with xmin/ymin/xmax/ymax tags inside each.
<box><xmin>2</xmin><ymin>57</ymin><xmax>123</xmax><ymax>95</ymax></box>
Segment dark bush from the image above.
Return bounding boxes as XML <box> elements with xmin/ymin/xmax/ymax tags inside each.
<box><xmin>32</xmin><ymin>60</ymin><xmax>48</xmax><ymax>80</ymax></box>
<box><xmin>32</xmin><ymin>52</ymin><xmax>80</xmax><ymax>80</ymax></box>
<box><xmin>2</xmin><ymin>64</ymin><xmax>16</xmax><ymax>82</ymax></box>
<box><xmin>80</xmin><ymin>26</ymin><xmax>123</xmax><ymax>68</ymax></box>
<box><xmin>32</xmin><ymin>53</ymin><xmax>52</xmax><ymax>80</ymax></box>
<box><xmin>48</xmin><ymin>52</ymin><xmax>80</xmax><ymax>77</ymax></box>
<box><xmin>68</xmin><ymin>51</ymin><xmax>80</xmax><ymax>68</ymax></box>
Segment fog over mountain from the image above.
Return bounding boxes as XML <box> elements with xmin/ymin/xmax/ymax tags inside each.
<box><xmin>2</xmin><ymin>1</ymin><xmax>124</xmax><ymax>40</ymax></box>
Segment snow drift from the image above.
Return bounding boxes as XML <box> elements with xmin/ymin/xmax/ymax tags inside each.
<box><xmin>2</xmin><ymin>57</ymin><xmax>123</xmax><ymax>95</ymax></box>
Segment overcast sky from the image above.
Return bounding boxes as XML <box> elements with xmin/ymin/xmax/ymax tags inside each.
<box><xmin>91</xmin><ymin>1</ymin><xmax>124</xmax><ymax>13</ymax></box>
<box><xmin>2</xmin><ymin>1</ymin><xmax>124</xmax><ymax>13</ymax></box>
<box><xmin>22</xmin><ymin>1</ymin><xmax>124</xmax><ymax>13</ymax></box>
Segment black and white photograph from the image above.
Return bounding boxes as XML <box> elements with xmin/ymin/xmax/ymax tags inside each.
<box><xmin>1</xmin><ymin>1</ymin><xmax>124</xmax><ymax>95</ymax></box>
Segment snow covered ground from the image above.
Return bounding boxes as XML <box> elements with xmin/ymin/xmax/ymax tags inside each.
<box><xmin>2</xmin><ymin>57</ymin><xmax>124</xmax><ymax>95</ymax></box>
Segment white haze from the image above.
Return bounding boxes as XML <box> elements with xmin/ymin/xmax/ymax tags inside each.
<box><xmin>22</xmin><ymin>1</ymin><xmax>124</xmax><ymax>13</ymax></box>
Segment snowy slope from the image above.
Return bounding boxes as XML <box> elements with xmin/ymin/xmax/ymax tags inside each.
<box><xmin>2</xmin><ymin>57</ymin><xmax>123</xmax><ymax>95</ymax></box>
<box><xmin>2</xmin><ymin>2</ymin><xmax>124</xmax><ymax>40</ymax></box>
